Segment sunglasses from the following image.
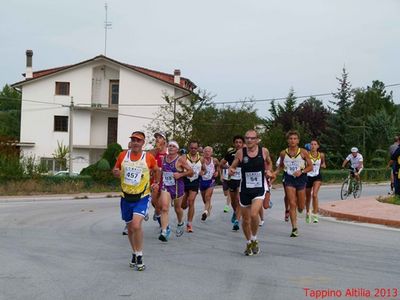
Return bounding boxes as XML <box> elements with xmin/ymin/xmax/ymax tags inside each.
<box><xmin>245</xmin><ymin>136</ymin><xmax>257</xmax><ymax>140</ymax></box>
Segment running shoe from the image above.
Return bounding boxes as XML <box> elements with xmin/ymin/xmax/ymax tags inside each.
<box><xmin>129</xmin><ymin>253</ymin><xmax>136</xmax><ymax>268</ymax></box>
<box><xmin>201</xmin><ymin>211</ymin><xmax>208</xmax><ymax>221</ymax></box>
<box><xmin>284</xmin><ymin>210</ymin><xmax>290</xmax><ymax>222</ymax></box>
<box><xmin>244</xmin><ymin>242</ymin><xmax>253</xmax><ymax>256</ymax></box>
<box><xmin>268</xmin><ymin>200</ymin><xmax>273</xmax><ymax>209</ymax></box>
<box><xmin>186</xmin><ymin>223</ymin><xmax>193</xmax><ymax>233</ymax></box>
<box><xmin>306</xmin><ymin>213</ymin><xmax>311</xmax><ymax>224</ymax></box>
<box><xmin>259</xmin><ymin>220</ymin><xmax>264</xmax><ymax>227</ymax></box>
<box><xmin>223</xmin><ymin>205</ymin><xmax>230</xmax><ymax>213</ymax></box>
<box><xmin>312</xmin><ymin>215</ymin><xmax>319</xmax><ymax>223</ymax></box>
<box><xmin>290</xmin><ymin>228</ymin><xmax>299</xmax><ymax>237</ymax></box>
<box><xmin>232</xmin><ymin>220</ymin><xmax>240</xmax><ymax>231</ymax></box>
<box><xmin>158</xmin><ymin>226</ymin><xmax>171</xmax><ymax>242</ymax></box>
<box><xmin>122</xmin><ymin>225</ymin><xmax>128</xmax><ymax>236</ymax></box>
<box><xmin>251</xmin><ymin>240</ymin><xmax>260</xmax><ymax>255</ymax></box>
<box><xmin>176</xmin><ymin>222</ymin><xmax>184</xmax><ymax>237</ymax></box>
<box><xmin>135</xmin><ymin>255</ymin><xmax>146</xmax><ymax>271</ymax></box>
<box><xmin>231</xmin><ymin>212</ymin><xmax>237</xmax><ymax>224</ymax></box>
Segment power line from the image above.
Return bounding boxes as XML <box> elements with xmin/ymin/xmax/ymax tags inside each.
<box><xmin>1</xmin><ymin>82</ymin><xmax>400</xmax><ymax>108</ymax></box>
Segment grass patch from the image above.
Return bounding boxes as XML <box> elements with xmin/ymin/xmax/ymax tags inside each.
<box><xmin>377</xmin><ymin>195</ymin><xmax>400</xmax><ymax>205</ymax></box>
<box><xmin>0</xmin><ymin>177</ymin><xmax>119</xmax><ymax>196</ymax></box>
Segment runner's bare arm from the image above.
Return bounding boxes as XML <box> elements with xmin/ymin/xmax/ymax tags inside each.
<box><xmin>151</xmin><ymin>164</ymin><xmax>161</xmax><ymax>191</ymax></box>
<box><xmin>301</xmin><ymin>148</ymin><xmax>313</xmax><ymax>174</ymax></box>
<box><xmin>220</xmin><ymin>158</ymin><xmax>228</xmax><ymax>169</ymax></box>
<box><xmin>213</xmin><ymin>158</ymin><xmax>220</xmax><ymax>178</ymax></box>
<box><xmin>262</xmin><ymin>148</ymin><xmax>274</xmax><ymax>178</ymax></box>
<box><xmin>321</xmin><ymin>152</ymin><xmax>327</xmax><ymax>169</ymax></box>
<box><xmin>273</xmin><ymin>150</ymin><xmax>285</xmax><ymax>176</ymax></box>
<box><xmin>176</xmin><ymin>157</ymin><xmax>194</xmax><ymax>179</ymax></box>
<box><xmin>228</xmin><ymin>149</ymin><xmax>243</xmax><ymax>176</ymax></box>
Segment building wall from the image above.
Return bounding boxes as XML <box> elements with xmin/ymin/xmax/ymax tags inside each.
<box><xmin>18</xmin><ymin>59</ymin><xmax>193</xmax><ymax>173</ymax></box>
<box><xmin>117</xmin><ymin>67</ymin><xmax>180</xmax><ymax>147</ymax></box>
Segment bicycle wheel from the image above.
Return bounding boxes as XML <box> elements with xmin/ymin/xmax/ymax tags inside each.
<box><xmin>353</xmin><ymin>180</ymin><xmax>362</xmax><ymax>198</ymax></box>
<box><xmin>340</xmin><ymin>178</ymin><xmax>350</xmax><ymax>200</ymax></box>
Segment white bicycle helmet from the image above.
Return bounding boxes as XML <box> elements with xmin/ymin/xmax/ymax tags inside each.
<box><xmin>351</xmin><ymin>147</ymin><xmax>358</xmax><ymax>153</ymax></box>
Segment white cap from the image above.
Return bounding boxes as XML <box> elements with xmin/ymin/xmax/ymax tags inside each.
<box><xmin>351</xmin><ymin>147</ymin><xmax>358</xmax><ymax>153</ymax></box>
<box><xmin>168</xmin><ymin>141</ymin><xmax>179</xmax><ymax>149</ymax></box>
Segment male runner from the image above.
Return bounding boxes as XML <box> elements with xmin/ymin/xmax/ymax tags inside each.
<box><xmin>274</xmin><ymin>130</ymin><xmax>313</xmax><ymax>237</ymax></box>
<box><xmin>182</xmin><ymin>140</ymin><xmax>202</xmax><ymax>232</ymax></box>
<box><xmin>159</xmin><ymin>141</ymin><xmax>193</xmax><ymax>241</ymax></box>
<box><xmin>148</xmin><ymin>131</ymin><xmax>168</xmax><ymax>226</ymax></box>
<box><xmin>220</xmin><ymin>135</ymin><xmax>245</xmax><ymax>231</ymax></box>
<box><xmin>113</xmin><ymin>131</ymin><xmax>160</xmax><ymax>271</ymax></box>
<box><xmin>229</xmin><ymin>129</ymin><xmax>273</xmax><ymax>255</ymax></box>
<box><xmin>199</xmin><ymin>146</ymin><xmax>219</xmax><ymax>221</ymax></box>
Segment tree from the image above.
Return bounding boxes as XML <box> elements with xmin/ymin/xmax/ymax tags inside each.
<box><xmin>191</xmin><ymin>103</ymin><xmax>262</xmax><ymax>157</ymax></box>
<box><xmin>146</xmin><ymin>89</ymin><xmax>214</xmax><ymax>146</ymax></box>
<box><xmin>0</xmin><ymin>84</ymin><xmax>21</xmax><ymax>139</ymax></box>
<box><xmin>351</xmin><ymin>80</ymin><xmax>395</xmax><ymax>119</ymax></box>
<box><xmin>296</xmin><ymin>97</ymin><xmax>330</xmax><ymax>138</ymax></box>
<box><xmin>268</xmin><ymin>88</ymin><xmax>298</xmax><ymax>132</ymax></box>
<box><xmin>321</xmin><ymin>68</ymin><xmax>354</xmax><ymax>167</ymax></box>
<box><xmin>330</xmin><ymin>67</ymin><xmax>353</xmax><ymax>115</ymax></box>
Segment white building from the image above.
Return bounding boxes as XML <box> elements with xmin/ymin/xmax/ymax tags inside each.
<box><xmin>12</xmin><ymin>50</ymin><xmax>196</xmax><ymax>173</ymax></box>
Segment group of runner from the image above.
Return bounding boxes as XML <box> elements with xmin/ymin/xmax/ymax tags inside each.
<box><xmin>112</xmin><ymin>129</ymin><xmax>328</xmax><ymax>271</ymax></box>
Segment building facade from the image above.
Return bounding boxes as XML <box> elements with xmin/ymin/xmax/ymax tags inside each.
<box><xmin>12</xmin><ymin>51</ymin><xmax>196</xmax><ymax>173</ymax></box>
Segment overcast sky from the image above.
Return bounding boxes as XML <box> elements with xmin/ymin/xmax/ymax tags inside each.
<box><xmin>1</xmin><ymin>0</ymin><xmax>399</xmax><ymax>117</ymax></box>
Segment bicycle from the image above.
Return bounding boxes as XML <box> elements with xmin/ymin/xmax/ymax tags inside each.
<box><xmin>340</xmin><ymin>169</ymin><xmax>362</xmax><ymax>200</ymax></box>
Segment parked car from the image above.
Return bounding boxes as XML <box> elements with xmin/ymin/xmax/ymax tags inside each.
<box><xmin>54</xmin><ymin>171</ymin><xmax>79</xmax><ymax>177</ymax></box>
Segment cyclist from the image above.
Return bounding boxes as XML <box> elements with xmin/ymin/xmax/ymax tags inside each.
<box><xmin>342</xmin><ymin>147</ymin><xmax>363</xmax><ymax>181</ymax></box>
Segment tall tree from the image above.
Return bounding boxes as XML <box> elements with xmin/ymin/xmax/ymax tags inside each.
<box><xmin>146</xmin><ymin>89</ymin><xmax>214</xmax><ymax>146</ymax></box>
<box><xmin>269</xmin><ymin>88</ymin><xmax>298</xmax><ymax>132</ymax></box>
<box><xmin>296</xmin><ymin>96</ymin><xmax>330</xmax><ymax>138</ymax></box>
<box><xmin>192</xmin><ymin>103</ymin><xmax>262</xmax><ymax>157</ymax></box>
<box><xmin>321</xmin><ymin>68</ymin><xmax>354</xmax><ymax>167</ymax></box>
<box><xmin>351</xmin><ymin>80</ymin><xmax>395</xmax><ymax>119</ymax></box>
<box><xmin>0</xmin><ymin>84</ymin><xmax>22</xmax><ymax>139</ymax></box>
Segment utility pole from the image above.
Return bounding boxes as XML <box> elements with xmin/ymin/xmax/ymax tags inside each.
<box><xmin>104</xmin><ymin>2</ymin><xmax>112</xmax><ymax>56</ymax></box>
<box><xmin>69</xmin><ymin>97</ymin><xmax>74</xmax><ymax>176</ymax></box>
<box><xmin>173</xmin><ymin>98</ymin><xmax>177</xmax><ymax>140</ymax></box>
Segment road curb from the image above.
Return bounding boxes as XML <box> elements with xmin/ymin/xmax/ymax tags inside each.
<box><xmin>319</xmin><ymin>196</ymin><xmax>400</xmax><ymax>228</ymax></box>
<box><xmin>0</xmin><ymin>193</ymin><xmax>121</xmax><ymax>203</ymax></box>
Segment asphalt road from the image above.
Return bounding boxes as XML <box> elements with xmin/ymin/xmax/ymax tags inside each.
<box><xmin>1</xmin><ymin>184</ymin><xmax>399</xmax><ymax>300</ymax></box>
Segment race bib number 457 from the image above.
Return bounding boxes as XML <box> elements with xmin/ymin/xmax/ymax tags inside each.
<box><xmin>124</xmin><ymin>166</ymin><xmax>143</xmax><ymax>186</ymax></box>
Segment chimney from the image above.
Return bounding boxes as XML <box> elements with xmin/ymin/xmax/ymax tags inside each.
<box><xmin>174</xmin><ymin>69</ymin><xmax>181</xmax><ymax>85</ymax></box>
<box><xmin>25</xmin><ymin>50</ymin><xmax>33</xmax><ymax>79</ymax></box>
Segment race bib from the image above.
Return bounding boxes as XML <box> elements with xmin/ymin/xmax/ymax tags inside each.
<box><xmin>231</xmin><ymin>167</ymin><xmax>241</xmax><ymax>180</ymax></box>
<box><xmin>222</xmin><ymin>169</ymin><xmax>229</xmax><ymax>180</ymax></box>
<box><xmin>245</xmin><ymin>171</ymin><xmax>262</xmax><ymax>188</ymax></box>
<box><xmin>312</xmin><ymin>163</ymin><xmax>319</xmax><ymax>175</ymax></box>
<box><xmin>287</xmin><ymin>162</ymin><xmax>300</xmax><ymax>176</ymax></box>
<box><xmin>124</xmin><ymin>166</ymin><xmax>143</xmax><ymax>186</ymax></box>
<box><xmin>189</xmin><ymin>164</ymin><xmax>201</xmax><ymax>181</ymax></box>
<box><xmin>163</xmin><ymin>172</ymin><xmax>175</xmax><ymax>186</ymax></box>
<box><xmin>202</xmin><ymin>168</ymin><xmax>213</xmax><ymax>180</ymax></box>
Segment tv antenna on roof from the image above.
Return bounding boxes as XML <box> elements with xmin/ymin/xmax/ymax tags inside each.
<box><xmin>104</xmin><ymin>2</ymin><xmax>112</xmax><ymax>56</ymax></box>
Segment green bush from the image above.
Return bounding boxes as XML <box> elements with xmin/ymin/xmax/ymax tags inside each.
<box><xmin>97</xmin><ymin>158</ymin><xmax>111</xmax><ymax>171</ymax></box>
<box><xmin>102</xmin><ymin>143</ymin><xmax>123</xmax><ymax>167</ymax></box>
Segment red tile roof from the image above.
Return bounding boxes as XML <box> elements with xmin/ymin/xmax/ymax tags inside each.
<box><xmin>13</xmin><ymin>55</ymin><xmax>196</xmax><ymax>92</ymax></box>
